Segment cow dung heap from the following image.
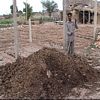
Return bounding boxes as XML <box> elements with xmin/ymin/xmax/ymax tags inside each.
<box><xmin>0</xmin><ymin>47</ymin><xmax>99</xmax><ymax>99</ymax></box>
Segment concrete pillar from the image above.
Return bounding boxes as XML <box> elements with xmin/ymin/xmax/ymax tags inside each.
<box><xmin>13</xmin><ymin>0</ymin><xmax>19</xmax><ymax>59</ymax></box>
<box><xmin>94</xmin><ymin>0</ymin><xmax>97</xmax><ymax>40</ymax></box>
<box><xmin>26</xmin><ymin>0</ymin><xmax>28</xmax><ymax>21</ymax></box>
<box><xmin>72</xmin><ymin>10</ymin><xmax>76</xmax><ymax>20</ymax></box>
<box><xmin>83</xmin><ymin>10</ymin><xmax>85</xmax><ymax>24</ymax></box>
<box><xmin>88</xmin><ymin>11</ymin><xmax>91</xmax><ymax>24</ymax></box>
<box><xmin>63</xmin><ymin>0</ymin><xmax>67</xmax><ymax>51</ymax></box>
<box><xmin>29</xmin><ymin>18</ymin><xmax>32</xmax><ymax>43</ymax></box>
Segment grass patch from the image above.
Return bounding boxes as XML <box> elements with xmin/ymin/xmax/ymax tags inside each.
<box><xmin>0</xmin><ymin>19</ymin><xmax>13</xmax><ymax>25</ymax></box>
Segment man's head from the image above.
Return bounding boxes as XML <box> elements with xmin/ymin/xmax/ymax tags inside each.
<box><xmin>67</xmin><ymin>13</ymin><xmax>72</xmax><ymax>21</ymax></box>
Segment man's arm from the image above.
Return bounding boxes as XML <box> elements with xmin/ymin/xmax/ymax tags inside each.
<box><xmin>75</xmin><ymin>19</ymin><xmax>78</xmax><ymax>29</ymax></box>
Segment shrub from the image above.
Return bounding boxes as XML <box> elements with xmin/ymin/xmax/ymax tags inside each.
<box><xmin>0</xmin><ymin>19</ymin><xmax>13</xmax><ymax>25</ymax></box>
<box><xmin>32</xmin><ymin>16</ymin><xmax>54</xmax><ymax>22</ymax></box>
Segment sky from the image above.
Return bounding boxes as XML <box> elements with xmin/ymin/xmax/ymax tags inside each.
<box><xmin>0</xmin><ymin>0</ymin><xmax>63</xmax><ymax>15</ymax></box>
<box><xmin>0</xmin><ymin>0</ymin><xmax>100</xmax><ymax>15</ymax></box>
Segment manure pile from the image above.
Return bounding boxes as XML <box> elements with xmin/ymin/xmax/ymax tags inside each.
<box><xmin>0</xmin><ymin>47</ymin><xmax>99</xmax><ymax>99</ymax></box>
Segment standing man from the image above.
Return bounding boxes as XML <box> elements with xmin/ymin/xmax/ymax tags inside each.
<box><xmin>66</xmin><ymin>13</ymin><xmax>78</xmax><ymax>55</ymax></box>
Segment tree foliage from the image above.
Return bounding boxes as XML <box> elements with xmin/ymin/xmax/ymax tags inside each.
<box><xmin>10</xmin><ymin>5</ymin><xmax>18</xmax><ymax>14</ymax></box>
<box><xmin>41</xmin><ymin>0</ymin><xmax>58</xmax><ymax>17</ymax></box>
<box><xmin>23</xmin><ymin>2</ymin><xmax>33</xmax><ymax>20</ymax></box>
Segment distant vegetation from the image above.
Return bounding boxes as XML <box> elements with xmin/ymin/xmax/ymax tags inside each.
<box><xmin>41</xmin><ymin>0</ymin><xmax>58</xmax><ymax>17</ymax></box>
<box><xmin>0</xmin><ymin>0</ymin><xmax>59</xmax><ymax>27</ymax></box>
<box><xmin>32</xmin><ymin>16</ymin><xmax>54</xmax><ymax>22</ymax></box>
<box><xmin>0</xmin><ymin>19</ymin><xmax>13</xmax><ymax>28</ymax></box>
<box><xmin>23</xmin><ymin>2</ymin><xmax>33</xmax><ymax>20</ymax></box>
<box><xmin>10</xmin><ymin>5</ymin><xmax>18</xmax><ymax>14</ymax></box>
<box><xmin>0</xmin><ymin>19</ymin><xmax>13</xmax><ymax>25</ymax></box>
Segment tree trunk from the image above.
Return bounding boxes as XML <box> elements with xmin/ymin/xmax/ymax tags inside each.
<box><xmin>49</xmin><ymin>12</ymin><xmax>51</xmax><ymax>17</ymax></box>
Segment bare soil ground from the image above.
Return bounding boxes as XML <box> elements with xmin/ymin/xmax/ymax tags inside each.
<box><xmin>0</xmin><ymin>22</ymin><xmax>100</xmax><ymax>99</ymax></box>
<box><xmin>0</xmin><ymin>47</ymin><xmax>99</xmax><ymax>99</ymax></box>
<box><xmin>0</xmin><ymin>22</ymin><xmax>93</xmax><ymax>64</ymax></box>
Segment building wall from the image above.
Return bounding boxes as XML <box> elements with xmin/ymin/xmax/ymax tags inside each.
<box><xmin>67</xmin><ymin>0</ymin><xmax>94</xmax><ymax>8</ymax></box>
<box><xmin>75</xmin><ymin>11</ymin><xmax>100</xmax><ymax>25</ymax></box>
<box><xmin>59</xmin><ymin>10</ymin><xmax>100</xmax><ymax>25</ymax></box>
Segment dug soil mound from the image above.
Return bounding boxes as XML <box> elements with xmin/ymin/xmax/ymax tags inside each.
<box><xmin>0</xmin><ymin>47</ymin><xmax>99</xmax><ymax>99</ymax></box>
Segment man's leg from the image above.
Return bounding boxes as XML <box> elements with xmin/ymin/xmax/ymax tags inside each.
<box><xmin>71</xmin><ymin>41</ymin><xmax>74</xmax><ymax>54</ymax></box>
<box><xmin>67</xmin><ymin>41</ymin><xmax>70</xmax><ymax>54</ymax></box>
<box><xmin>67</xmin><ymin>41</ymin><xmax>71</xmax><ymax>54</ymax></box>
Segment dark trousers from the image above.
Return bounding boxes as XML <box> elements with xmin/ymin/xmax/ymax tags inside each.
<box><xmin>67</xmin><ymin>41</ymin><xmax>74</xmax><ymax>55</ymax></box>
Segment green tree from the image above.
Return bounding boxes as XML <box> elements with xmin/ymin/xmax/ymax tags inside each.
<box><xmin>41</xmin><ymin>0</ymin><xmax>58</xmax><ymax>17</ymax></box>
<box><xmin>10</xmin><ymin>5</ymin><xmax>18</xmax><ymax>14</ymax></box>
<box><xmin>17</xmin><ymin>10</ymin><xmax>23</xmax><ymax>17</ymax></box>
<box><xmin>18</xmin><ymin>10</ymin><xmax>23</xmax><ymax>14</ymax></box>
<box><xmin>23</xmin><ymin>2</ymin><xmax>33</xmax><ymax>20</ymax></box>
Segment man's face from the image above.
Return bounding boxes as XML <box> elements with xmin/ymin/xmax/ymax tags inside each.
<box><xmin>68</xmin><ymin>15</ymin><xmax>72</xmax><ymax>21</ymax></box>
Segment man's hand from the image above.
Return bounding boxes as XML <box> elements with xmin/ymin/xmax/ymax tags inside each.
<box><xmin>68</xmin><ymin>32</ymin><xmax>73</xmax><ymax>36</ymax></box>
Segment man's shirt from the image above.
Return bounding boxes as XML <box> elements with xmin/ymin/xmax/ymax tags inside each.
<box><xmin>65</xmin><ymin>20</ymin><xmax>78</xmax><ymax>42</ymax></box>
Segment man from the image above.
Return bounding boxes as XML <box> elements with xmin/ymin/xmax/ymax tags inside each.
<box><xmin>66</xmin><ymin>13</ymin><xmax>78</xmax><ymax>55</ymax></box>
